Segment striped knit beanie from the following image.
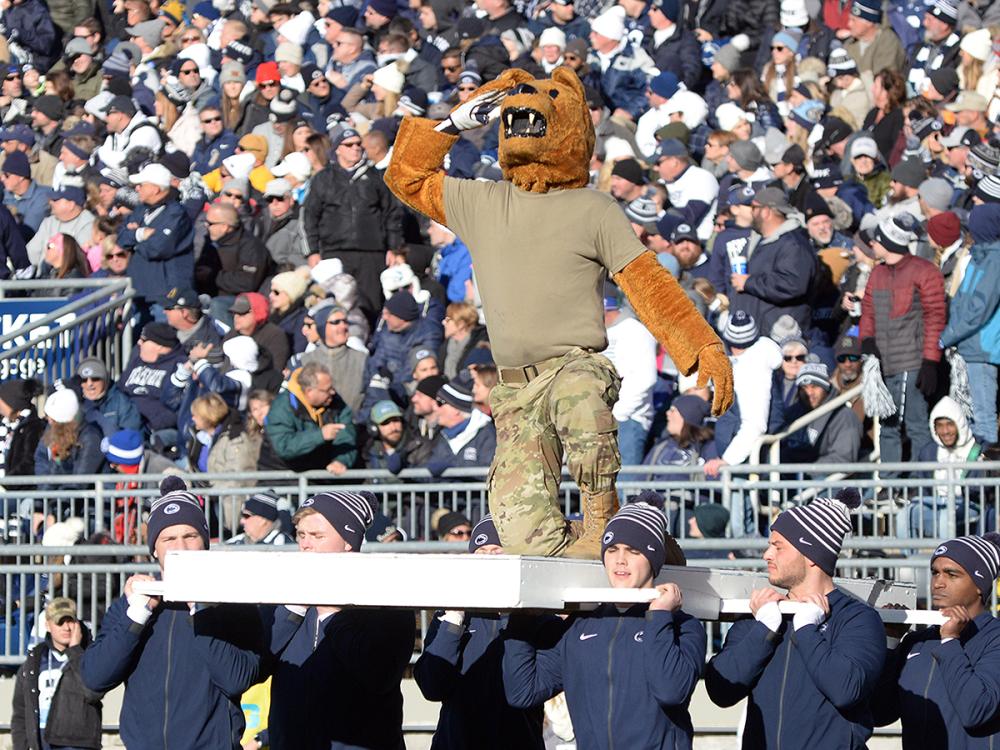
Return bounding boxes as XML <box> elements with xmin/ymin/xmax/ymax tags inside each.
<box><xmin>244</xmin><ymin>490</ymin><xmax>281</xmax><ymax>522</ymax></box>
<box><xmin>147</xmin><ymin>477</ymin><xmax>209</xmax><ymax>555</ymax></box>
<box><xmin>299</xmin><ymin>491</ymin><xmax>378</xmax><ymax>550</ymax></box>
<box><xmin>601</xmin><ymin>491</ymin><xmax>670</xmax><ymax>574</ymax></box>
<box><xmin>469</xmin><ymin>514</ymin><xmax>501</xmax><ymax>552</ymax></box>
<box><xmin>770</xmin><ymin>488</ymin><xmax>861</xmax><ymax>575</ymax></box>
<box><xmin>721</xmin><ymin>310</ymin><xmax>759</xmax><ymax>350</ymax></box>
<box><xmin>932</xmin><ymin>533</ymin><xmax>1000</xmax><ymax>600</ymax></box>
<box><xmin>795</xmin><ymin>360</ymin><xmax>831</xmax><ymax>391</ymax></box>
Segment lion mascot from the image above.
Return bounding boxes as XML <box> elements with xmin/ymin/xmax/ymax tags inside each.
<box><xmin>385</xmin><ymin>67</ymin><xmax>733</xmax><ymax>558</ymax></box>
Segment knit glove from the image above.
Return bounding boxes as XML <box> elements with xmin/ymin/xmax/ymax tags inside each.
<box><xmin>425</xmin><ymin>459</ymin><xmax>450</xmax><ymax>477</ymax></box>
<box><xmin>861</xmin><ymin>337</ymin><xmax>881</xmax><ymax>359</ymax></box>
<box><xmin>754</xmin><ymin>601</ymin><xmax>783</xmax><ymax>633</ymax></box>
<box><xmin>126</xmin><ymin>592</ymin><xmax>153</xmax><ymax>625</ymax></box>
<box><xmin>435</xmin><ymin>88</ymin><xmax>507</xmax><ymax>133</ymax></box>
<box><xmin>915</xmin><ymin>358</ymin><xmax>938</xmax><ymax>402</ymax></box>
<box><xmin>385</xmin><ymin>451</ymin><xmax>405</xmax><ymax>475</ymax></box>
<box><xmin>793</xmin><ymin>602</ymin><xmax>826</xmax><ymax>631</ymax></box>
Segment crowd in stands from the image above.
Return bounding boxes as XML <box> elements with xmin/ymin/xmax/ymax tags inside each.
<box><xmin>0</xmin><ymin>0</ymin><xmax>998</xmax><ymax>549</ymax></box>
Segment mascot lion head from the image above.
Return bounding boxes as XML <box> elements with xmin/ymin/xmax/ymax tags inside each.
<box><xmin>470</xmin><ymin>66</ymin><xmax>595</xmax><ymax>193</ymax></box>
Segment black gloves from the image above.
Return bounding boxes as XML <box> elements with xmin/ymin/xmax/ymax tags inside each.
<box><xmin>861</xmin><ymin>338</ymin><xmax>881</xmax><ymax>358</ymax></box>
<box><xmin>916</xmin><ymin>359</ymin><xmax>939</xmax><ymax>402</ymax></box>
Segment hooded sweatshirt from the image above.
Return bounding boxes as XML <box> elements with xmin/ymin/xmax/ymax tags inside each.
<box><xmin>918</xmin><ymin>396</ymin><xmax>980</xmax><ymax>498</ymax></box>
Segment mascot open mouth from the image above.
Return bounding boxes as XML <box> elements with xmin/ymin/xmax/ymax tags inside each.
<box><xmin>503</xmin><ymin>107</ymin><xmax>548</xmax><ymax>138</ymax></box>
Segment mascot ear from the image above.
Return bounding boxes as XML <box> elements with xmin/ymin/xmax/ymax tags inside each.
<box><xmin>552</xmin><ymin>66</ymin><xmax>586</xmax><ymax>101</ymax></box>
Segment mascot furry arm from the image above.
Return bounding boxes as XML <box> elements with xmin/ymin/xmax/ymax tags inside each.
<box><xmin>385</xmin><ymin>68</ymin><xmax>733</xmax><ymax>414</ymax></box>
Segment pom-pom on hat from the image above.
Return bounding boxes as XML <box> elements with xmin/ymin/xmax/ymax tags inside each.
<box><xmin>770</xmin><ymin>488</ymin><xmax>861</xmax><ymax>575</ymax></box>
<box><xmin>932</xmin><ymin>533</ymin><xmax>1000</xmax><ymax>600</ymax></box>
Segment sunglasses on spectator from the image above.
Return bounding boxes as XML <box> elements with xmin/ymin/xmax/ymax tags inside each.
<box><xmin>783</xmin><ymin>354</ymin><xmax>807</xmax><ymax>362</ymax></box>
<box><xmin>5</xmin><ymin>74</ymin><xmax>20</xmax><ymax>81</ymax></box>
<box><xmin>259</xmin><ymin>81</ymin><xmax>279</xmax><ymax>88</ymax></box>
<box><xmin>446</xmin><ymin>528</ymin><xmax>472</xmax><ymax>538</ymax></box>
<box><xmin>327</xmin><ymin>317</ymin><xmax>348</xmax><ymax>326</ymax></box>
<box><xmin>564</xmin><ymin>53</ymin><xmax>580</xmax><ymax>61</ymax></box>
<box><xmin>458</xmin><ymin>86</ymin><xmax>477</xmax><ymax>92</ymax></box>
<box><xmin>104</xmin><ymin>251</ymin><xmax>129</xmax><ymax>260</ymax></box>
<box><xmin>180</xmin><ymin>67</ymin><xmax>199</xmax><ymax>75</ymax></box>
<box><xmin>266</xmin><ymin>195</ymin><xmax>289</xmax><ymax>202</ymax></box>
<box><xmin>836</xmin><ymin>354</ymin><xmax>861</xmax><ymax>363</ymax></box>
<box><xmin>181</xmin><ymin>35</ymin><xmax>201</xmax><ymax>43</ymax></box>
<box><xmin>81</xmin><ymin>376</ymin><xmax>103</xmax><ymax>383</ymax></box>
<box><xmin>303</xmin><ymin>320</ymin><xmax>316</xmax><ymax>328</ymax></box>
<box><xmin>442</xmin><ymin>63</ymin><xmax>460</xmax><ymax>71</ymax></box>
<box><xmin>339</xmin><ymin>141</ymin><xmax>362</xmax><ymax>149</ymax></box>
<box><xmin>200</xmin><ymin>116</ymin><xmax>221</xmax><ymax>124</ymax></box>
<box><xmin>771</xmin><ymin>45</ymin><xmax>786</xmax><ymax>51</ymax></box>
<box><xmin>223</xmin><ymin>191</ymin><xmax>244</xmax><ymax>199</ymax></box>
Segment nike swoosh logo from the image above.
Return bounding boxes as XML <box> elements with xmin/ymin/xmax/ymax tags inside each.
<box><xmin>345</xmin><ymin>525</ymin><xmax>356</xmax><ymax>533</ymax></box>
<box><xmin>579</xmin><ymin>633</ymin><xmax>599</xmax><ymax>641</ymax></box>
<box><xmin>975</xmin><ymin>570</ymin><xmax>985</xmax><ymax>579</ymax></box>
<box><xmin>907</xmin><ymin>652</ymin><xmax>920</xmax><ymax>660</ymax></box>
<box><xmin>467</xmin><ymin>629</ymin><xmax>476</xmax><ymax>633</ymax></box>
<box><xmin>647</xmin><ymin>545</ymin><xmax>656</xmax><ymax>552</ymax></box>
<box><xmin>798</xmin><ymin>537</ymin><xmax>813</xmax><ymax>546</ymax></box>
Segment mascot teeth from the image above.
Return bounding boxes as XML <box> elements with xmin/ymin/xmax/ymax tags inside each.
<box><xmin>503</xmin><ymin>107</ymin><xmax>548</xmax><ymax>139</ymax></box>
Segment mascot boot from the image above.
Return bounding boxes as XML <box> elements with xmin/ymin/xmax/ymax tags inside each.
<box><xmin>384</xmin><ymin>67</ymin><xmax>735</xmax><ymax>559</ymax></box>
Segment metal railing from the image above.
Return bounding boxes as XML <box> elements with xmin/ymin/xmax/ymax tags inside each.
<box><xmin>0</xmin><ymin>278</ymin><xmax>134</xmax><ymax>387</ymax></box>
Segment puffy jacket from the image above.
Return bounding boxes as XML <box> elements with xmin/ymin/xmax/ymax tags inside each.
<box><xmin>647</xmin><ymin>25</ymin><xmax>702</xmax><ymax>90</ymax></box>
<box><xmin>78</xmin><ymin>384</ymin><xmax>142</xmax><ymax>438</ymax></box>
<box><xmin>873</xmin><ymin>612</ymin><xmax>1000</xmax><ymax>749</ymax></box>
<box><xmin>303</xmin><ymin>161</ymin><xmax>403</xmax><ymax>256</ymax></box>
<box><xmin>360</xmin><ymin>316</ymin><xmax>443</xmax><ymax>420</ymax></box>
<box><xmin>503</xmin><ymin>604</ymin><xmax>706</xmax><ymax>750</ymax></box>
<box><xmin>12</xmin><ymin>630</ymin><xmax>103</xmax><ymax>750</ymax></box>
<box><xmin>705</xmin><ymin>588</ymin><xmax>886</xmax><ymax>750</ymax></box>
<box><xmin>597</xmin><ymin>42</ymin><xmax>657</xmax><ymax>121</ymax></box>
<box><xmin>734</xmin><ymin>219</ymin><xmax>817</xmax><ymax>333</ymax></box>
<box><xmin>264</xmin><ymin>604</ymin><xmax>415</xmax><ymax>750</ymax></box>
<box><xmin>859</xmin><ymin>253</ymin><xmax>946</xmax><ymax>376</ymax></box>
<box><xmin>195</xmin><ymin>225</ymin><xmax>272</xmax><ymax>297</ymax></box>
<box><xmin>119</xmin><ymin>198</ymin><xmax>195</xmax><ymax>305</ymax></box>
<box><xmin>3</xmin><ymin>0</ymin><xmax>59</xmax><ymax>71</ymax></box>
<box><xmin>436</xmin><ymin>238</ymin><xmax>473</xmax><ymax>304</ymax></box>
<box><xmin>941</xmin><ymin>240</ymin><xmax>1000</xmax><ymax>364</ymax></box>
<box><xmin>80</xmin><ymin>598</ymin><xmax>262</xmax><ymax>750</ymax></box>
<box><xmin>257</xmin><ymin>381</ymin><xmax>357</xmax><ymax>472</ymax></box>
<box><xmin>261</xmin><ymin>206</ymin><xmax>309</xmax><ymax>270</ymax></box>
<box><xmin>414</xmin><ymin>613</ymin><xmax>545</xmax><ymax>750</ymax></box>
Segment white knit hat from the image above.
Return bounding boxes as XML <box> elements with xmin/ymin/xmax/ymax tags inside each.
<box><xmin>664</xmin><ymin>90</ymin><xmax>709</xmax><ymax>129</ymax></box>
<box><xmin>311</xmin><ymin>257</ymin><xmax>345</xmax><ymax>288</ymax></box>
<box><xmin>44</xmin><ymin>389</ymin><xmax>80</xmax><ymax>424</ymax></box>
<box><xmin>274</xmin><ymin>41</ymin><xmax>303</xmax><ymax>66</ymax></box>
<box><xmin>271</xmin><ymin>151</ymin><xmax>312</xmax><ymax>181</ymax></box>
<box><xmin>276</xmin><ymin>11</ymin><xmax>315</xmax><ymax>46</ymax></box>
<box><xmin>539</xmin><ymin>26</ymin><xmax>566</xmax><ymax>49</ymax></box>
<box><xmin>222</xmin><ymin>152</ymin><xmax>256</xmax><ymax>180</ymax></box>
<box><xmin>372</xmin><ymin>63</ymin><xmax>405</xmax><ymax>94</ymax></box>
<box><xmin>223</xmin><ymin>335</ymin><xmax>260</xmax><ymax>373</ymax></box>
<box><xmin>780</xmin><ymin>0</ymin><xmax>809</xmax><ymax>27</ymax></box>
<box><xmin>271</xmin><ymin>268</ymin><xmax>311</xmax><ymax>302</ymax></box>
<box><xmin>381</xmin><ymin>263</ymin><xmax>416</xmax><ymax>298</ymax></box>
<box><xmin>590</xmin><ymin>6</ymin><xmax>626</xmax><ymax>41</ymax></box>
<box><xmin>716</xmin><ymin>101</ymin><xmax>753</xmax><ymax>132</ymax></box>
<box><xmin>961</xmin><ymin>27</ymin><xmax>992</xmax><ymax>62</ymax></box>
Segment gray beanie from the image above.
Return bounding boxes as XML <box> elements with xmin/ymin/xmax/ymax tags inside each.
<box><xmin>715</xmin><ymin>43</ymin><xmax>741</xmax><ymax>73</ymax></box>
<box><xmin>918</xmin><ymin>177</ymin><xmax>954</xmax><ymax>212</ymax></box>
<box><xmin>731</xmin><ymin>140</ymin><xmax>763</xmax><ymax>172</ymax></box>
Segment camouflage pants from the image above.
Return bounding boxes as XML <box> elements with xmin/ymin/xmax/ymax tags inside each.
<box><xmin>487</xmin><ymin>348</ymin><xmax>622</xmax><ymax>556</ymax></box>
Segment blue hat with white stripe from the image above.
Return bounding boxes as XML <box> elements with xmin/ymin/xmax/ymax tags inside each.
<box><xmin>601</xmin><ymin>491</ymin><xmax>670</xmax><ymax>574</ymax></box>
<box><xmin>932</xmin><ymin>533</ymin><xmax>1000</xmax><ymax>601</ymax></box>
<box><xmin>102</xmin><ymin>429</ymin><xmax>144</xmax><ymax>466</ymax></box>
<box><xmin>771</xmin><ymin>488</ymin><xmax>861</xmax><ymax>575</ymax></box>
<box><xmin>299</xmin><ymin>491</ymin><xmax>378</xmax><ymax>551</ymax></box>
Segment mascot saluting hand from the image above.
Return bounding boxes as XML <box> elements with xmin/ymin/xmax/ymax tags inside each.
<box><xmin>386</xmin><ymin>67</ymin><xmax>733</xmax><ymax>559</ymax></box>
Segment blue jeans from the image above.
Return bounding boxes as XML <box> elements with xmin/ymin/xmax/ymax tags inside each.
<box><xmin>617</xmin><ymin>419</ymin><xmax>649</xmax><ymax>468</ymax></box>
<box><xmin>880</xmin><ymin>369</ymin><xmax>932</xmax><ymax>472</ymax></box>
<box><xmin>967</xmin><ymin>361</ymin><xmax>998</xmax><ymax>445</ymax></box>
<box><xmin>895</xmin><ymin>495</ymin><xmax>978</xmax><ymax>539</ymax></box>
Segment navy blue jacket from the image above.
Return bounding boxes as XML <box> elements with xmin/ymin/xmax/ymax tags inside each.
<box><xmin>33</xmin><ymin>421</ymin><xmax>105</xmax><ymax>490</ymax></box>
<box><xmin>119</xmin><ymin>199</ymin><xmax>195</xmax><ymax>305</ymax></box>
<box><xmin>503</xmin><ymin>604</ymin><xmax>706</xmax><ymax>750</ymax></box>
<box><xmin>264</xmin><ymin>604</ymin><xmax>415</xmax><ymax>750</ymax></box>
<box><xmin>734</xmin><ymin>222</ymin><xmax>817</xmax><ymax>333</ymax></box>
<box><xmin>414</xmin><ymin>613</ymin><xmax>546</xmax><ymax>750</ymax></box>
<box><xmin>872</xmin><ymin>613</ymin><xmax>1000</xmax><ymax>749</ymax></box>
<box><xmin>360</xmin><ymin>316</ymin><xmax>442</xmax><ymax>421</ymax></box>
<box><xmin>0</xmin><ymin>204</ymin><xmax>29</xmax><ymax>277</ymax></box>
<box><xmin>3</xmin><ymin>0</ymin><xmax>58</xmax><ymax>71</ymax></box>
<box><xmin>705</xmin><ymin>589</ymin><xmax>886</xmax><ymax>750</ymax></box>
<box><xmin>117</xmin><ymin>346</ymin><xmax>187</xmax><ymax>432</ymax></box>
<box><xmin>596</xmin><ymin>43</ymin><xmax>652</xmax><ymax>121</ymax></box>
<box><xmin>80</xmin><ymin>598</ymin><xmax>262</xmax><ymax>750</ymax></box>
<box><xmin>81</xmin><ymin>384</ymin><xmax>143</xmax><ymax>438</ymax></box>
<box><xmin>191</xmin><ymin>130</ymin><xmax>239</xmax><ymax>176</ymax></box>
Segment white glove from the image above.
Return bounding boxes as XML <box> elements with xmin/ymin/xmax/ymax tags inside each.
<box><xmin>126</xmin><ymin>592</ymin><xmax>153</xmax><ymax>625</ymax></box>
<box><xmin>754</xmin><ymin>601</ymin><xmax>782</xmax><ymax>633</ymax></box>
<box><xmin>793</xmin><ymin>603</ymin><xmax>826</xmax><ymax>631</ymax></box>
<box><xmin>435</xmin><ymin>89</ymin><xmax>507</xmax><ymax>133</ymax></box>
<box><xmin>440</xmin><ymin>610</ymin><xmax>465</xmax><ymax>626</ymax></box>
<box><xmin>14</xmin><ymin>265</ymin><xmax>37</xmax><ymax>280</ymax></box>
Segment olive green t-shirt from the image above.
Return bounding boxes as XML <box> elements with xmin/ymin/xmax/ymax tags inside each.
<box><xmin>442</xmin><ymin>177</ymin><xmax>646</xmax><ymax>368</ymax></box>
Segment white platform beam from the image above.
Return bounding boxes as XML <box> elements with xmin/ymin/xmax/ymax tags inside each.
<box><xmin>133</xmin><ymin>551</ymin><xmax>924</xmax><ymax>622</ymax></box>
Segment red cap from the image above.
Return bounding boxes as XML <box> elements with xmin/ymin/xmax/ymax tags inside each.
<box><xmin>255</xmin><ymin>61</ymin><xmax>280</xmax><ymax>84</ymax></box>
<box><xmin>927</xmin><ymin>211</ymin><xmax>961</xmax><ymax>248</ymax></box>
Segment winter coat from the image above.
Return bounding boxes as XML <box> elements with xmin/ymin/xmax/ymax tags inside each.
<box><xmin>79</xmin><ymin>384</ymin><xmax>143</xmax><ymax>438</ymax></box>
<box><xmin>437</xmin><ymin>325</ymin><xmax>489</xmax><ymax>381</ymax></box>
<box><xmin>360</xmin><ymin>316</ymin><xmax>443</xmax><ymax>420</ymax></box>
<box><xmin>12</xmin><ymin>629</ymin><xmax>103</xmax><ymax>750</ymax></box>
<box><xmin>3</xmin><ymin>0</ymin><xmax>59</xmax><ymax>71</ymax></box>
<box><xmin>81</xmin><ymin>598</ymin><xmax>262</xmax><ymax>750</ymax></box>
<box><xmin>420</xmin><ymin>409</ymin><xmax>496</xmax><ymax>476</ymax></box>
<box><xmin>117</xmin><ymin>345</ymin><xmax>187</xmax><ymax>432</ymax></box>
<box><xmin>647</xmin><ymin>24</ymin><xmax>701</xmax><ymax>90</ymax></box>
<box><xmin>733</xmin><ymin>219</ymin><xmax>817</xmax><ymax>333</ymax></box>
<box><xmin>414</xmin><ymin>613</ymin><xmax>545</xmax><ymax>750</ymax></box>
<box><xmin>191</xmin><ymin>130</ymin><xmax>239</xmax><ymax>176</ymax></box>
<box><xmin>830</xmin><ymin>78</ymin><xmax>872</xmax><ymax>131</ymax></box>
<box><xmin>503</xmin><ymin>604</ymin><xmax>706</xmax><ymax>750</ymax></box>
<box><xmin>705</xmin><ymin>588</ymin><xmax>886</xmax><ymax>750</ymax></box>
<box><xmin>873</xmin><ymin>612</ymin><xmax>1000</xmax><ymax>749</ymax></box>
<box><xmin>915</xmin><ymin>396</ymin><xmax>981</xmax><ymax>499</ymax></box>
<box><xmin>940</xmin><ymin>239</ymin><xmax>1000</xmax><ymax>364</ymax></box>
<box><xmin>206</xmin><ymin>415</ymin><xmax>262</xmax><ymax>509</ymax></box>
<box><xmin>845</xmin><ymin>28</ymin><xmax>907</xmax><ymax>77</ymax></box>
<box><xmin>195</xmin><ymin>225</ymin><xmax>271</xmax><ymax>297</ymax></box>
<box><xmin>119</xmin><ymin>198</ymin><xmax>195</xmax><ymax>306</ymax></box>
<box><xmin>33</xmin><ymin>421</ymin><xmax>105</xmax><ymax>491</ymax></box>
<box><xmin>302</xmin><ymin>161</ymin><xmax>403</xmax><ymax>256</ymax></box>
<box><xmin>270</xmin><ymin>301</ymin><xmax>308</xmax><ymax>356</ymax></box>
<box><xmin>263</xmin><ymin>604</ymin><xmax>415</xmax><ymax>750</ymax></box>
<box><xmin>257</xmin><ymin>373</ymin><xmax>357</xmax><ymax>472</ymax></box>
<box><xmin>0</xmin><ymin>198</ymin><xmax>29</xmax><ymax>274</ymax></box>
<box><xmin>714</xmin><ymin>337</ymin><xmax>782</xmax><ymax>465</ymax></box>
<box><xmin>261</xmin><ymin>206</ymin><xmax>309</xmax><ymax>270</ymax></box>
<box><xmin>780</xmin><ymin>388</ymin><xmax>863</xmax><ymax>465</ymax></box>
<box><xmin>596</xmin><ymin>42</ymin><xmax>657</xmax><ymax>121</ymax></box>
<box><xmin>859</xmin><ymin>253</ymin><xmax>947</xmax><ymax>376</ymax></box>
<box><xmin>437</xmin><ymin>237</ymin><xmax>473</xmax><ymax>303</ymax></box>
<box><xmin>0</xmin><ymin>409</ymin><xmax>45</xmax><ymax>480</ymax></box>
